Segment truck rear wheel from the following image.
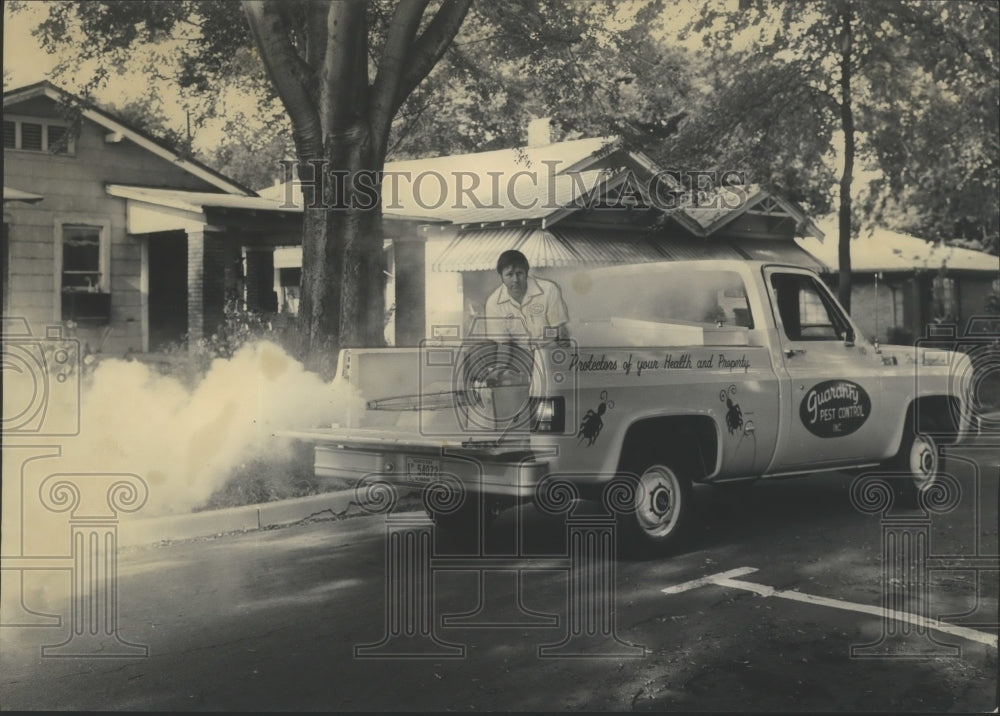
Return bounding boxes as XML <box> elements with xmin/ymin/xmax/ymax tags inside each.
<box><xmin>620</xmin><ymin>463</ymin><xmax>692</xmax><ymax>555</ymax></box>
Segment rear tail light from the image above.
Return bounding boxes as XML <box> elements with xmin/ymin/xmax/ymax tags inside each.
<box><xmin>531</xmin><ymin>396</ymin><xmax>565</xmax><ymax>433</ymax></box>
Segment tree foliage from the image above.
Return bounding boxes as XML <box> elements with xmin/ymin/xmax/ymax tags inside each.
<box><xmin>668</xmin><ymin>0</ymin><xmax>1000</xmax><ymax>310</ymax></box>
<box><xmin>17</xmin><ymin>0</ymin><xmax>690</xmax><ymax>367</ymax></box>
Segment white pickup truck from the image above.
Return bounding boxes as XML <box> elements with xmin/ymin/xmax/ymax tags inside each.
<box><xmin>284</xmin><ymin>260</ymin><xmax>977</xmax><ymax>551</ymax></box>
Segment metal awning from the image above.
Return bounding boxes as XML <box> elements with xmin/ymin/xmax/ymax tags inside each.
<box><xmin>553</xmin><ymin>227</ymin><xmax>668</xmax><ymax>264</ymax></box>
<box><xmin>431</xmin><ymin>226</ymin><xmax>758</xmax><ymax>271</ymax></box>
<box><xmin>432</xmin><ymin>227</ymin><xmax>643</xmax><ymax>271</ymax></box>
<box><xmin>432</xmin><ymin>227</ymin><xmax>533</xmax><ymax>271</ymax></box>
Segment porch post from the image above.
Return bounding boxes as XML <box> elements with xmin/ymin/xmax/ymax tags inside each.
<box><xmin>186</xmin><ymin>231</ymin><xmax>225</xmax><ymax>346</ymax></box>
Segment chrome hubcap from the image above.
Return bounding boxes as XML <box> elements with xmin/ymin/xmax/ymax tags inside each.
<box><xmin>909</xmin><ymin>436</ymin><xmax>938</xmax><ymax>490</ymax></box>
<box><xmin>635</xmin><ymin>466</ymin><xmax>681</xmax><ymax>538</ymax></box>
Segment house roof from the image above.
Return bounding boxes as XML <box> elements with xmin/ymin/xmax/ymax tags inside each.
<box><xmin>263</xmin><ymin>138</ymin><xmax>822</xmax><ymax>239</ymax></box>
<box><xmin>4</xmin><ymin>81</ymin><xmax>253</xmax><ymax>196</ymax></box>
<box><xmin>684</xmin><ymin>186</ymin><xmax>822</xmax><ymax>239</ymax></box>
<box><xmin>258</xmin><ymin>137</ymin><xmax>618</xmax><ymax>225</ymax></box>
<box><xmin>105</xmin><ymin>184</ymin><xmax>447</xmax><ymax>231</ymax></box>
<box><xmin>796</xmin><ymin>219</ymin><xmax>1000</xmax><ymax>273</ymax></box>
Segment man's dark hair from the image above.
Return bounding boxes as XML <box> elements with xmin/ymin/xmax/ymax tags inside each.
<box><xmin>496</xmin><ymin>249</ymin><xmax>530</xmax><ymax>274</ymax></box>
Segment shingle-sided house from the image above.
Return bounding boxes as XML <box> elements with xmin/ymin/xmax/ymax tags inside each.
<box><xmin>265</xmin><ymin>133</ymin><xmax>827</xmax><ymax>345</ymax></box>
<box><xmin>3</xmin><ymin>81</ymin><xmax>268</xmax><ymax>354</ymax></box>
<box><xmin>4</xmin><ymin>82</ymin><xmax>452</xmax><ymax>354</ymax></box>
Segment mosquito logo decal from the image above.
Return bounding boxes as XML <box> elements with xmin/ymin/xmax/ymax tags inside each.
<box><xmin>720</xmin><ymin>385</ymin><xmax>743</xmax><ymax>435</ymax></box>
<box><xmin>578</xmin><ymin>391</ymin><xmax>614</xmax><ymax>446</ymax></box>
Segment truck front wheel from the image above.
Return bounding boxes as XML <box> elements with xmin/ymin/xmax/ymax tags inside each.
<box><xmin>891</xmin><ymin>429</ymin><xmax>940</xmax><ymax>508</ymax></box>
<box><xmin>620</xmin><ymin>463</ymin><xmax>692</xmax><ymax>554</ymax></box>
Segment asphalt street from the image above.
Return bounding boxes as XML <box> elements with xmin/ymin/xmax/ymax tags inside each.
<box><xmin>1</xmin><ymin>442</ymin><xmax>997</xmax><ymax>711</ymax></box>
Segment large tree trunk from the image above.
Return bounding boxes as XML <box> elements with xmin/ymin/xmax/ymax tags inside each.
<box><xmin>297</xmin><ymin>128</ymin><xmax>387</xmax><ymax>373</ymax></box>
<box><xmin>330</xmin><ymin>129</ymin><xmax>386</xmax><ymax>350</ymax></box>
<box><xmin>836</xmin><ymin>2</ymin><xmax>855</xmax><ymax>313</ymax></box>
<box><xmin>244</xmin><ymin>0</ymin><xmax>472</xmax><ymax>373</ymax></box>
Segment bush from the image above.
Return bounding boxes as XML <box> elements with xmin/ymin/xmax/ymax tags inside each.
<box><xmin>195</xmin><ymin>441</ymin><xmax>354</xmax><ymax>512</ymax></box>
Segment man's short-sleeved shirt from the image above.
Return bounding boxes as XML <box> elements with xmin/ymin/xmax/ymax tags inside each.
<box><xmin>484</xmin><ymin>276</ymin><xmax>570</xmax><ymax>342</ymax></box>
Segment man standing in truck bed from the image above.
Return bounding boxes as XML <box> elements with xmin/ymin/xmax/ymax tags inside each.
<box><xmin>484</xmin><ymin>249</ymin><xmax>570</xmax><ymax>347</ymax></box>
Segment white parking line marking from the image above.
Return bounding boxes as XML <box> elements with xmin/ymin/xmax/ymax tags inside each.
<box><xmin>660</xmin><ymin>567</ymin><xmax>760</xmax><ymax>594</ymax></box>
<box><xmin>662</xmin><ymin>567</ymin><xmax>998</xmax><ymax>648</ymax></box>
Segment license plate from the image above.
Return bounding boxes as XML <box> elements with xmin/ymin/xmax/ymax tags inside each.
<box><xmin>405</xmin><ymin>457</ymin><xmax>440</xmax><ymax>483</ymax></box>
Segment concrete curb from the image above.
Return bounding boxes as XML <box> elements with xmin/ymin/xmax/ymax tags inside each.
<box><xmin>119</xmin><ymin>489</ymin><xmax>420</xmax><ymax>547</ymax></box>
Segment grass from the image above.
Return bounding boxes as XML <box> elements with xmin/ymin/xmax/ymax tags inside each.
<box><xmin>195</xmin><ymin>442</ymin><xmax>356</xmax><ymax>513</ymax></box>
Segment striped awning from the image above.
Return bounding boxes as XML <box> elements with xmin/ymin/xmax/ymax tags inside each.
<box><xmin>430</xmin><ymin>227</ymin><xmax>811</xmax><ymax>272</ymax></box>
<box><xmin>432</xmin><ymin>227</ymin><xmax>577</xmax><ymax>271</ymax></box>
<box><xmin>432</xmin><ymin>227</ymin><xmax>670</xmax><ymax>271</ymax></box>
<box><xmin>554</xmin><ymin>227</ymin><xmax>668</xmax><ymax>265</ymax></box>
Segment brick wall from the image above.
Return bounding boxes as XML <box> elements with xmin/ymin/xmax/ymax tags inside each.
<box><xmin>186</xmin><ymin>232</ymin><xmax>227</xmax><ymax>343</ymax></box>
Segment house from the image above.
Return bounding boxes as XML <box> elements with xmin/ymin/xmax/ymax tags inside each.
<box><xmin>797</xmin><ymin>220</ymin><xmax>1000</xmax><ymax>344</ymax></box>
<box><xmin>265</xmin><ymin>132</ymin><xmax>826</xmax><ymax>344</ymax></box>
<box><xmin>4</xmin><ymin>81</ymin><xmax>261</xmax><ymax>353</ymax></box>
<box><xmin>4</xmin><ymin>82</ymin><xmax>458</xmax><ymax>354</ymax></box>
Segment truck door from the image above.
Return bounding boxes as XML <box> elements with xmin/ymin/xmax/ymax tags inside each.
<box><xmin>763</xmin><ymin>267</ymin><xmax>889</xmax><ymax>473</ymax></box>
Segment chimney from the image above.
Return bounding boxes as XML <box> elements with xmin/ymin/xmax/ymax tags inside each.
<box><xmin>526</xmin><ymin>116</ymin><xmax>552</xmax><ymax>147</ymax></box>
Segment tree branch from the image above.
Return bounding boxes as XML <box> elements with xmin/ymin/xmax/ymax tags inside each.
<box><xmin>242</xmin><ymin>0</ymin><xmax>322</xmax><ymax>158</ymax></box>
<box><xmin>304</xmin><ymin>1</ymin><xmax>328</xmax><ymax>75</ymax></box>
<box><xmin>370</xmin><ymin>0</ymin><xmax>430</xmax><ymax>151</ymax></box>
<box><xmin>393</xmin><ymin>0</ymin><xmax>473</xmax><ymax>115</ymax></box>
<box><xmin>322</xmin><ymin>0</ymin><xmax>368</xmax><ymax>134</ymax></box>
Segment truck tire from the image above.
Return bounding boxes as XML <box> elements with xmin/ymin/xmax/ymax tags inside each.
<box><xmin>889</xmin><ymin>427</ymin><xmax>940</xmax><ymax>509</ymax></box>
<box><xmin>619</xmin><ymin>463</ymin><xmax>692</xmax><ymax>555</ymax></box>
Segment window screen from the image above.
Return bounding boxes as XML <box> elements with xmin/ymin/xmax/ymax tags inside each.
<box><xmin>62</xmin><ymin>225</ymin><xmax>102</xmax><ymax>291</ymax></box>
<box><xmin>21</xmin><ymin>123</ymin><xmax>43</xmax><ymax>151</ymax></box>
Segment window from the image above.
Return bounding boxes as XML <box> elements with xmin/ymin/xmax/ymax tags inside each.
<box><xmin>770</xmin><ymin>272</ymin><xmax>853</xmax><ymax>341</ymax></box>
<box><xmin>4</xmin><ymin>116</ymin><xmax>73</xmax><ymax>154</ymax></box>
<box><xmin>57</xmin><ymin>221</ymin><xmax>111</xmax><ymax>324</ymax></box>
<box><xmin>62</xmin><ymin>225</ymin><xmax>103</xmax><ymax>292</ymax></box>
<box><xmin>932</xmin><ymin>275</ymin><xmax>956</xmax><ymax>321</ymax></box>
<box><xmin>47</xmin><ymin>125</ymin><xmax>69</xmax><ymax>153</ymax></box>
<box><xmin>21</xmin><ymin>122</ymin><xmax>43</xmax><ymax>151</ymax></box>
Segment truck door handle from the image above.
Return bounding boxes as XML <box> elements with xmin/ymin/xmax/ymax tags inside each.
<box><xmin>784</xmin><ymin>348</ymin><xmax>806</xmax><ymax>358</ymax></box>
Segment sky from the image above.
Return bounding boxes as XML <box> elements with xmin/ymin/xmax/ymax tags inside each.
<box><xmin>4</xmin><ymin>2</ymin><xmax>55</xmax><ymax>86</ymax></box>
<box><xmin>3</xmin><ymin>1</ymin><xmax>238</xmax><ymax>153</ymax></box>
